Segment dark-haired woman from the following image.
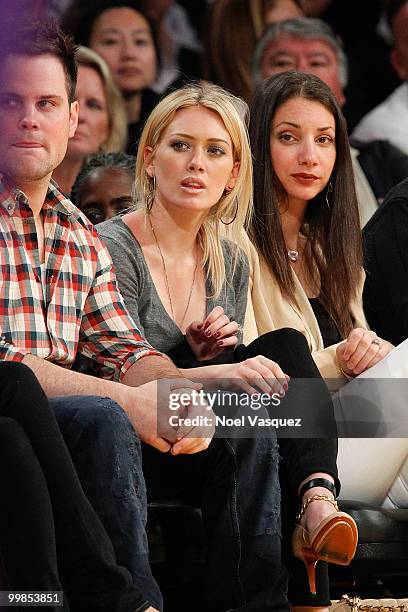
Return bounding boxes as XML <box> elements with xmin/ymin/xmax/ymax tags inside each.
<box><xmin>245</xmin><ymin>71</ymin><xmax>394</xmax><ymax>608</ymax></box>
<box><xmin>62</xmin><ymin>1</ymin><xmax>160</xmax><ymax>154</ymax></box>
<box><xmin>247</xmin><ymin>71</ymin><xmax>393</xmax><ymax>386</ymax></box>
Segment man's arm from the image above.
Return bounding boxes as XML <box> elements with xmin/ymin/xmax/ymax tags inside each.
<box><xmin>23</xmin><ymin>353</ymin><xmax>180</xmax><ymax>398</ymax></box>
<box><xmin>22</xmin><ymin>353</ymin><xmax>176</xmax><ymax>452</ymax></box>
<box><xmin>76</xmin><ymin>237</ymin><xmax>168</xmax><ymax>382</ymax></box>
<box><xmin>23</xmin><ymin>233</ymin><xmax>212</xmax><ymax>451</ymax></box>
<box><xmin>121</xmin><ymin>354</ymin><xmax>182</xmax><ymax>386</ymax></box>
<box><xmin>22</xmin><ymin>353</ymin><xmax>212</xmax><ymax>454</ymax></box>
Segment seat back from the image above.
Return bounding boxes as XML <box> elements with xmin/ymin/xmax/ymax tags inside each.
<box><xmin>337</xmin><ymin>438</ymin><xmax>408</xmax><ymax>505</ymax></box>
<box><xmin>383</xmin><ymin>452</ymin><xmax>408</xmax><ymax>509</ymax></box>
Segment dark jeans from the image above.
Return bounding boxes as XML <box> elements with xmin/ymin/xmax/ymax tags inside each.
<box><xmin>52</xmin><ymin>393</ymin><xmax>162</xmax><ymax>611</ymax></box>
<box><xmin>56</xmin><ymin>387</ymin><xmax>289</xmax><ymax>612</ymax></box>
<box><xmin>0</xmin><ymin>361</ymin><xmax>150</xmax><ymax>612</ymax></box>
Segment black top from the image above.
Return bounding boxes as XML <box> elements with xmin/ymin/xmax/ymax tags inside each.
<box><xmin>309</xmin><ymin>298</ymin><xmax>341</xmax><ymax>348</ymax></box>
<box><xmin>363</xmin><ymin>176</ymin><xmax>408</xmax><ymax>346</ymax></box>
<box><xmin>126</xmin><ymin>89</ymin><xmax>161</xmax><ymax>156</ymax></box>
<box><xmin>351</xmin><ymin>139</ymin><xmax>408</xmax><ymax>204</ymax></box>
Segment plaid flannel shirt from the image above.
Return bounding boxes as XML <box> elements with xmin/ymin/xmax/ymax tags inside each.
<box><xmin>0</xmin><ymin>173</ymin><xmax>162</xmax><ymax>381</ymax></box>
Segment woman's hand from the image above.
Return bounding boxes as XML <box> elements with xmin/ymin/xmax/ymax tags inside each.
<box><xmin>186</xmin><ymin>306</ymin><xmax>240</xmax><ymax>361</ymax></box>
<box><xmin>212</xmin><ymin>356</ymin><xmax>290</xmax><ymax>397</ymax></box>
<box><xmin>336</xmin><ymin>328</ymin><xmax>394</xmax><ymax>377</ymax></box>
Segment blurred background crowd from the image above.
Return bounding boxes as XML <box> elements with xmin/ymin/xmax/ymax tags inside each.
<box><xmin>3</xmin><ymin>0</ymin><xmax>408</xmax><ymax>226</ymax></box>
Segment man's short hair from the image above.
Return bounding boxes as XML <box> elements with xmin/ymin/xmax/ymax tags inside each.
<box><xmin>0</xmin><ymin>19</ymin><xmax>78</xmax><ymax>103</ymax></box>
<box><xmin>252</xmin><ymin>17</ymin><xmax>348</xmax><ymax>89</ymax></box>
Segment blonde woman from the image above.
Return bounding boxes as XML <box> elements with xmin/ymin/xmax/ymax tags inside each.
<box><xmin>98</xmin><ymin>82</ymin><xmax>356</xmax><ymax>609</ymax></box>
<box><xmin>53</xmin><ymin>46</ymin><xmax>127</xmax><ymax>194</ymax></box>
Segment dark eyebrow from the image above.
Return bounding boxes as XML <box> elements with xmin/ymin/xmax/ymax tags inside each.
<box><xmin>0</xmin><ymin>93</ymin><xmax>64</xmax><ymax>102</ymax></box>
<box><xmin>170</xmin><ymin>132</ymin><xmax>231</xmax><ymax>146</ymax></box>
<box><xmin>98</xmin><ymin>27</ymin><xmax>150</xmax><ymax>35</ymax></box>
<box><xmin>37</xmin><ymin>95</ymin><xmax>65</xmax><ymax>102</ymax></box>
<box><xmin>83</xmin><ymin>196</ymin><xmax>132</xmax><ymax>206</ymax></box>
<box><xmin>275</xmin><ymin>121</ymin><xmax>300</xmax><ymax>128</ymax></box>
<box><xmin>306</xmin><ymin>51</ymin><xmax>332</xmax><ymax>60</ymax></box>
<box><xmin>268</xmin><ymin>50</ymin><xmax>294</xmax><ymax>57</ymax></box>
<box><xmin>112</xmin><ymin>196</ymin><xmax>133</xmax><ymax>205</ymax></box>
<box><xmin>268</xmin><ymin>50</ymin><xmax>332</xmax><ymax>62</ymax></box>
<box><xmin>275</xmin><ymin>121</ymin><xmax>335</xmax><ymax>131</ymax></box>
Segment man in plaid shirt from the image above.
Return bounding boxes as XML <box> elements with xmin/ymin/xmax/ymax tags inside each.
<box><xmin>0</xmin><ymin>18</ymin><xmax>213</xmax><ymax>611</ymax></box>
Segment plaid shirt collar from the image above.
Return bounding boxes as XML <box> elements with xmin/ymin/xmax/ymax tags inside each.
<box><xmin>0</xmin><ymin>172</ymin><xmax>78</xmax><ymax>218</ymax></box>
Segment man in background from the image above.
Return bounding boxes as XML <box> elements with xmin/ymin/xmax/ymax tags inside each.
<box><xmin>352</xmin><ymin>0</ymin><xmax>408</xmax><ymax>156</ymax></box>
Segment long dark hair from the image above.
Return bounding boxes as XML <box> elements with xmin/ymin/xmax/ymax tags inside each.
<box><xmin>249</xmin><ymin>71</ymin><xmax>362</xmax><ymax>337</ymax></box>
<box><xmin>203</xmin><ymin>0</ymin><xmax>261</xmax><ymax>103</ymax></box>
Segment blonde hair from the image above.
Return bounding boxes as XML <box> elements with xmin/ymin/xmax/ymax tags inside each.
<box><xmin>135</xmin><ymin>81</ymin><xmax>253</xmax><ymax>298</ymax></box>
<box><xmin>76</xmin><ymin>46</ymin><xmax>127</xmax><ymax>152</ymax></box>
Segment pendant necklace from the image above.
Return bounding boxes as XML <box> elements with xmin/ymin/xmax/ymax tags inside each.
<box><xmin>149</xmin><ymin>215</ymin><xmax>198</xmax><ymax>329</ymax></box>
<box><xmin>287</xmin><ymin>249</ymin><xmax>299</xmax><ymax>262</ymax></box>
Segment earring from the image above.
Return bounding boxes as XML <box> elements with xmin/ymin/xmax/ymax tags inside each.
<box><xmin>146</xmin><ymin>175</ymin><xmax>156</xmax><ymax>212</ymax></box>
<box><xmin>221</xmin><ymin>201</ymin><xmax>238</xmax><ymax>225</ymax></box>
<box><xmin>325</xmin><ymin>180</ymin><xmax>333</xmax><ymax>209</ymax></box>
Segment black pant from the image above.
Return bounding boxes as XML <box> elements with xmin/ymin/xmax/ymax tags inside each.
<box><xmin>0</xmin><ymin>362</ymin><xmax>150</xmax><ymax>612</ymax></box>
<box><xmin>236</xmin><ymin>329</ymin><xmax>338</xmax><ymax>606</ymax></box>
<box><xmin>171</xmin><ymin>328</ymin><xmax>339</xmax><ymax>607</ymax></box>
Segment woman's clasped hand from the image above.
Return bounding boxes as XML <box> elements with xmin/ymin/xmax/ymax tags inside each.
<box><xmin>185</xmin><ymin>306</ymin><xmax>289</xmax><ymax>396</ymax></box>
<box><xmin>185</xmin><ymin>305</ymin><xmax>241</xmax><ymax>359</ymax></box>
<box><xmin>336</xmin><ymin>328</ymin><xmax>394</xmax><ymax>376</ymax></box>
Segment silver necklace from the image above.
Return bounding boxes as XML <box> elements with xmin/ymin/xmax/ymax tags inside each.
<box><xmin>287</xmin><ymin>249</ymin><xmax>299</xmax><ymax>262</ymax></box>
<box><xmin>149</xmin><ymin>215</ymin><xmax>198</xmax><ymax>329</ymax></box>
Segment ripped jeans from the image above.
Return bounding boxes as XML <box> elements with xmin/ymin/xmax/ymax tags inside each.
<box><xmin>52</xmin><ymin>396</ymin><xmax>162</xmax><ymax>611</ymax></box>
<box><xmin>53</xmin><ymin>396</ymin><xmax>288</xmax><ymax>612</ymax></box>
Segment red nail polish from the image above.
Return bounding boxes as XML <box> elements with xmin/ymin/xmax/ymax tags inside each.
<box><xmin>214</xmin><ymin>331</ymin><xmax>221</xmax><ymax>338</ymax></box>
<box><xmin>197</xmin><ymin>324</ymin><xmax>202</xmax><ymax>330</ymax></box>
<box><xmin>217</xmin><ymin>340</ymin><xmax>224</xmax><ymax>346</ymax></box>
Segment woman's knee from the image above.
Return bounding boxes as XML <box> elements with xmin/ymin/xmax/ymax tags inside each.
<box><xmin>0</xmin><ymin>417</ymin><xmax>31</xmax><ymax>460</ymax></box>
<box><xmin>265</xmin><ymin>328</ymin><xmax>309</xmax><ymax>350</ymax></box>
<box><xmin>0</xmin><ymin>361</ymin><xmax>46</xmax><ymax>402</ymax></box>
<box><xmin>246</xmin><ymin>328</ymin><xmax>310</xmax><ymax>361</ymax></box>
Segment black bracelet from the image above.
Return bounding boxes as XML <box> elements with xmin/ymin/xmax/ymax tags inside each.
<box><xmin>134</xmin><ymin>602</ymin><xmax>152</xmax><ymax>612</ymax></box>
<box><xmin>298</xmin><ymin>477</ymin><xmax>337</xmax><ymax>501</ymax></box>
